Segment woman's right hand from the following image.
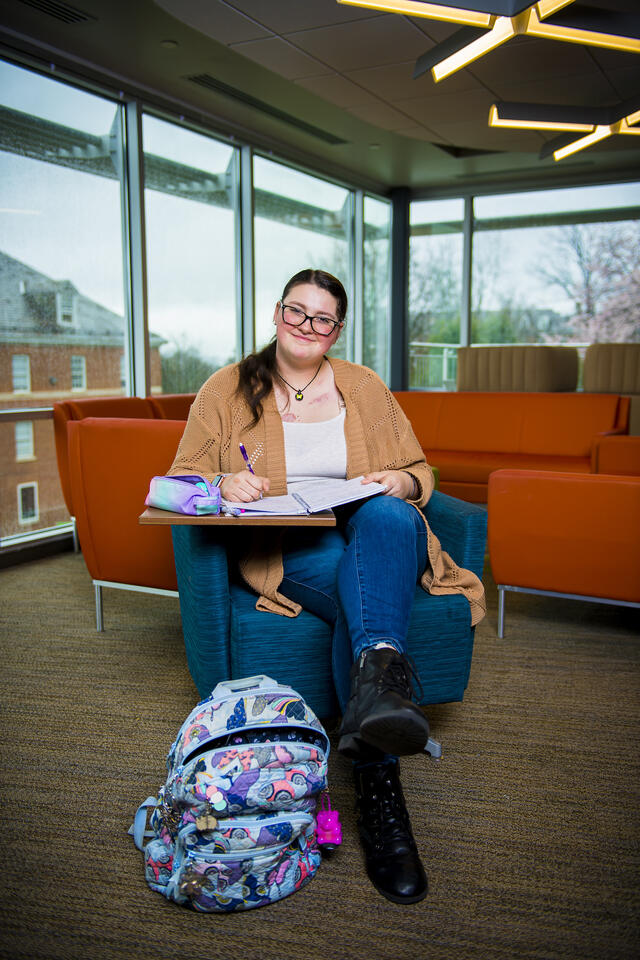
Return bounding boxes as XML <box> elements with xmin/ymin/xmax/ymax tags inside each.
<box><xmin>219</xmin><ymin>470</ymin><xmax>270</xmax><ymax>502</ymax></box>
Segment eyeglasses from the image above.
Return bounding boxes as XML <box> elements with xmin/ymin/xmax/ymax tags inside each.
<box><xmin>280</xmin><ymin>303</ymin><xmax>342</xmax><ymax>337</ymax></box>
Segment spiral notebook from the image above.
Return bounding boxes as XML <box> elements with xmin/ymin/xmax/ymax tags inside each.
<box><xmin>221</xmin><ymin>476</ymin><xmax>387</xmax><ymax>517</ymax></box>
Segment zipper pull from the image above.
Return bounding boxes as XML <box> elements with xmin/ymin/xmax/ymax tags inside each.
<box><xmin>316</xmin><ymin>792</ymin><xmax>342</xmax><ymax>855</ymax></box>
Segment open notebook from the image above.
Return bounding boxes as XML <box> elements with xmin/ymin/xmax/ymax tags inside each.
<box><xmin>221</xmin><ymin>476</ymin><xmax>387</xmax><ymax>516</ymax></box>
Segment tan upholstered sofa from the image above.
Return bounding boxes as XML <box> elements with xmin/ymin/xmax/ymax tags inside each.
<box><xmin>583</xmin><ymin>343</ymin><xmax>640</xmax><ymax>435</ymax></box>
<box><xmin>457</xmin><ymin>345</ymin><xmax>578</xmax><ymax>392</ymax></box>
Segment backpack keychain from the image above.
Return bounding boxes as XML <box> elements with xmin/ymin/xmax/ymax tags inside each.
<box><xmin>316</xmin><ymin>792</ymin><xmax>342</xmax><ymax>856</ymax></box>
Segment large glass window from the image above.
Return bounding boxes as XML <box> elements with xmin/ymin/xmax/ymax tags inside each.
<box><xmin>472</xmin><ymin>183</ymin><xmax>640</xmax><ymax>347</ymax></box>
<box><xmin>15</xmin><ymin>421</ymin><xmax>34</xmax><ymax>461</ymax></box>
<box><xmin>409</xmin><ymin>199</ymin><xmax>464</xmax><ymax>389</ymax></box>
<box><xmin>253</xmin><ymin>157</ymin><xmax>352</xmax><ymax>357</ymax></box>
<box><xmin>0</xmin><ymin>58</ymin><xmax>126</xmax><ymax>540</ymax></box>
<box><xmin>143</xmin><ymin>116</ymin><xmax>239</xmax><ymax>394</ymax></box>
<box><xmin>363</xmin><ymin>196</ymin><xmax>392</xmax><ymax>381</ymax></box>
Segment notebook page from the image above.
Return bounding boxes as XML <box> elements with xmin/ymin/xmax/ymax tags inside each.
<box><xmin>292</xmin><ymin>476</ymin><xmax>387</xmax><ymax>513</ymax></box>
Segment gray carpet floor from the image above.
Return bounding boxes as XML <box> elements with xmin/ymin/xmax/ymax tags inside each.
<box><xmin>0</xmin><ymin>551</ymin><xmax>638</xmax><ymax>960</ymax></box>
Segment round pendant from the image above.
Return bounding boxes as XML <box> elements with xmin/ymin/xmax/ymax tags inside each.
<box><xmin>295</xmin><ymin>391</ymin><xmax>304</xmax><ymax>401</ymax></box>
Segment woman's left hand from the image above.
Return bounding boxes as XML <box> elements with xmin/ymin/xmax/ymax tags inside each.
<box><xmin>362</xmin><ymin>470</ymin><xmax>416</xmax><ymax>499</ymax></box>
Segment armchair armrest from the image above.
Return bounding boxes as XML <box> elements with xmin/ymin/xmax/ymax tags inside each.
<box><xmin>592</xmin><ymin>435</ymin><xmax>640</xmax><ymax>476</ymax></box>
<box><xmin>422</xmin><ymin>490</ymin><xmax>487</xmax><ymax>581</ymax></box>
<box><xmin>171</xmin><ymin>525</ymin><xmax>232</xmax><ymax>697</ymax></box>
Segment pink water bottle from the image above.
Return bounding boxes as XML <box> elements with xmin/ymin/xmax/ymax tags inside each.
<box><xmin>316</xmin><ymin>793</ymin><xmax>342</xmax><ymax>855</ymax></box>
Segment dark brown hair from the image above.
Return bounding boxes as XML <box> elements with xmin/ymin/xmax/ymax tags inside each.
<box><xmin>236</xmin><ymin>269</ymin><xmax>347</xmax><ymax>426</ymax></box>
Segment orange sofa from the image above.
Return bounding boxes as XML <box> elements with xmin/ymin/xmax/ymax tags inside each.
<box><xmin>393</xmin><ymin>391</ymin><xmax>630</xmax><ymax>502</ymax></box>
<box><xmin>147</xmin><ymin>393</ymin><xmax>196</xmax><ymax>420</ymax></box>
<box><xmin>68</xmin><ymin>417</ymin><xmax>185</xmax><ymax>629</ymax></box>
<box><xmin>488</xmin><ymin>468</ymin><xmax>640</xmax><ymax>636</ymax></box>
<box><xmin>53</xmin><ymin>394</ymin><xmax>195</xmax><ymax>546</ymax></box>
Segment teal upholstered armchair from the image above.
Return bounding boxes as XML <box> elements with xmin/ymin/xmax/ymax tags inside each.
<box><xmin>171</xmin><ymin>491</ymin><xmax>487</xmax><ymax>719</ymax></box>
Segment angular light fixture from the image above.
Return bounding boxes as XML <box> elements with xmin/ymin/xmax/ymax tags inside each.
<box><xmin>336</xmin><ymin>0</ymin><xmax>493</xmax><ymax>27</ymax></box>
<box><xmin>338</xmin><ymin>2</ymin><xmax>640</xmax><ymax>83</ymax></box>
<box><xmin>489</xmin><ymin>98</ymin><xmax>640</xmax><ymax>161</ymax></box>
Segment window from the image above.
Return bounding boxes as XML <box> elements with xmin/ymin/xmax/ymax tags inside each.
<box><xmin>57</xmin><ymin>287</ymin><xmax>75</xmax><ymax>325</ymax></box>
<box><xmin>0</xmin><ymin>57</ymin><xmax>126</xmax><ymax>541</ymax></box>
<box><xmin>12</xmin><ymin>354</ymin><xmax>31</xmax><ymax>392</ymax></box>
<box><xmin>143</xmin><ymin>114</ymin><xmax>239</xmax><ymax>395</ymax></box>
<box><xmin>15</xmin><ymin>421</ymin><xmax>34</xmax><ymax>461</ymax></box>
<box><xmin>363</xmin><ymin>196</ymin><xmax>392</xmax><ymax>381</ymax></box>
<box><xmin>472</xmin><ymin>182</ymin><xmax>640</xmax><ymax>348</ymax></box>
<box><xmin>409</xmin><ymin>199</ymin><xmax>464</xmax><ymax>389</ymax></box>
<box><xmin>71</xmin><ymin>355</ymin><xmax>87</xmax><ymax>391</ymax></box>
<box><xmin>18</xmin><ymin>483</ymin><xmax>38</xmax><ymax>524</ymax></box>
<box><xmin>253</xmin><ymin>157</ymin><xmax>352</xmax><ymax>359</ymax></box>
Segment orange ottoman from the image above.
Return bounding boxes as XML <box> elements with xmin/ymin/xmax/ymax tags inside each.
<box><xmin>488</xmin><ymin>469</ymin><xmax>640</xmax><ymax>637</ymax></box>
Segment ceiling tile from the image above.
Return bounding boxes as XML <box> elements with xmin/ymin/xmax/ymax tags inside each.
<box><xmin>467</xmin><ymin>36</ymin><xmax>595</xmax><ymax>87</ymax></box>
<box><xmin>152</xmin><ymin>0</ymin><xmax>270</xmax><ymax>44</ymax></box>
<box><xmin>494</xmin><ymin>71</ymin><xmax>624</xmax><ymax>105</ymax></box>
<box><xmin>407</xmin><ymin>17</ymin><xmax>468</xmax><ymax>43</ymax></box>
<box><xmin>285</xmin><ymin>14</ymin><xmax>429</xmax><ymax>72</ymax></box>
<box><xmin>347</xmin><ymin>101</ymin><xmax>417</xmax><ymax>131</ymax></box>
<box><xmin>295</xmin><ymin>74</ymin><xmax>382</xmax><ymax>109</ymax></box>
<box><xmin>230</xmin><ymin>35</ymin><xmax>328</xmax><ymax>79</ymax></box>
<box><xmin>345</xmin><ymin>60</ymin><xmax>434</xmax><ymax>102</ymax></box>
<box><xmin>397</xmin><ymin>87</ymin><xmax>496</xmax><ymax>125</ymax></box>
<box><xmin>224</xmin><ymin>0</ymin><xmax>384</xmax><ymax>33</ymax></box>
<box><xmin>602</xmin><ymin>65</ymin><xmax>640</xmax><ymax>101</ymax></box>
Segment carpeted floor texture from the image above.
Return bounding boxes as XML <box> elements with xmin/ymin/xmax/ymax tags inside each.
<box><xmin>0</xmin><ymin>551</ymin><xmax>638</xmax><ymax>960</ymax></box>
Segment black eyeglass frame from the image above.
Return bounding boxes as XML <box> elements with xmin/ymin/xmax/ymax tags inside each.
<box><xmin>280</xmin><ymin>303</ymin><xmax>343</xmax><ymax>337</ymax></box>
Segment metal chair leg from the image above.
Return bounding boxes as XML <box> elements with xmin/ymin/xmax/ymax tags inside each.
<box><xmin>95</xmin><ymin>582</ymin><xmax>104</xmax><ymax>632</ymax></box>
<box><xmin>498</xmin><ymin>585</ymin><xmax>505</xmax><ymax>638</ymax></box>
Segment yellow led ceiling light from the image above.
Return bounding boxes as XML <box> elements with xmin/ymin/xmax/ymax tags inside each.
<box><xmin>345</xmin><ymin>0</ymin><xmax>640</xmax><ymax>83</ymax></box>
<box><xmin>488</xmin><ymin>104</ymin><xmax>593</xmax><ymax>132</ymax></box>
<box><xmin>489</xmin><ymin>100</ymin><xmax>640</xmax><ymax>161</ymax></box>
<box><xmin>336</xmin><ymin>0</ymin><xmax>492</xmax><ymax>27</ymax></box>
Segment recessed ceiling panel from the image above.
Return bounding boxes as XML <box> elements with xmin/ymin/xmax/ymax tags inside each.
<box><xmin>225</xmin><ymin>0</ymin><xmax>384</xmax><ymax>33</ymax></box>
<box><xmin>294</xmin><ymin>74</ymin><xmax>383</xmax><ymax>109</ymax></box>
<box><xmin>152</xmin><ymin>0</ymin><xmax>270</xmax><ymax>44</ymax></box>
<box><xmin>497</xmin><ymin>71</ymin><xmax>623</xmax><ymax>105</ymax></box>
<box><xmin>345</xmin><ymin>60</ymin><xmax>438</xmax><ymax>101</ymax></box>
<box><xmin>285</xmin><ymin>14</ymin><xmax>430</xmax><ymax>72</ymax></box>
<box><xmin>398</xmin><ymin>87</ymin><xmax>496</xmax><ymax>125</ymax></box>
<box><xmin>230</xmin><ymin>35</ymin><xmax>330</xmax><ymax>80</ymax></box>
<box><xmin>466</xmin><ymin>36</ymin><xmax>596</xmax><ymax>85</ymax></box>
<box><xmin>347</xmin><ymin>100</ymin><xmax>421</xmax><ymax>131</ymax></box>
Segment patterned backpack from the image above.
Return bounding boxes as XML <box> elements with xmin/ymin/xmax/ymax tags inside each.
<box><xmin>129</xmin><ymin>675</ymin><xmax>330</xmax><ymax>912</ymax></box>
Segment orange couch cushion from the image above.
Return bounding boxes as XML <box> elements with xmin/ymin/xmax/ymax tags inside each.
<box><xmin>488</xmin><ymin>469</ymin><xmax>640</xmax><ymax>602</ymax></box>
<box><xmin>393</xmin><ymin>391</ymin><xmax>628</xmax><ymax>457</ymax></box>
<box><xmin>430</xmin><ymin>450</ymin><xmax>590</xmax><ymax>484</ymax></box>
<box><xmin>68</xmin><ymin>417</ymin><xmax>185</xmax><ymax>589</ymax></box>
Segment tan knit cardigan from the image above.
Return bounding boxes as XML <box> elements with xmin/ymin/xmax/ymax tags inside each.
<box><xmin>168</xmin><ymin>357</ymin><xmax>486</xmax><ymax>626</ymax></box>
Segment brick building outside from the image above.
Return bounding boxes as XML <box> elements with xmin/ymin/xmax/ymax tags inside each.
<box><xmin>0</xmin><ymin>251</ymin><xmax>163</xmax><ymax>540</ymax></box>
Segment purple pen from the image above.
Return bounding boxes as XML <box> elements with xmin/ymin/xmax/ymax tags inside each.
<box><xmin>239</xmin><ymin>443</ymin><xmax>255</xmax><ymax>474</ymax></box>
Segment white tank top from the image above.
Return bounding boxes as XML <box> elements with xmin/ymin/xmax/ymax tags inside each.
<box><xmin>282</xmin><ymin>408</ymin><xmax>347</xmax><ymax>482</ymax></box>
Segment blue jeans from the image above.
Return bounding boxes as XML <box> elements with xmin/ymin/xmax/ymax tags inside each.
<box><xmin>280</xmin><ymin>496</ymin><xmax>428</xmax><ymax>711</ymax></box>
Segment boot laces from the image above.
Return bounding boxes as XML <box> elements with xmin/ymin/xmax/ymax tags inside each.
<box><xmin>378</xmin><ymin>652</ymin><xmax>423</xmax><ymax>702</ymax></box>
<box><xmin>360</xmin><ymin>768</ymin><xmax>413</xmax><ymax>849</ymax></box>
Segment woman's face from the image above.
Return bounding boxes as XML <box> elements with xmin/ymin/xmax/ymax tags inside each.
<box><xmin>273</xmin><ymin>282</ymin><xmax>342</xmax><ymax>366</ymax></box>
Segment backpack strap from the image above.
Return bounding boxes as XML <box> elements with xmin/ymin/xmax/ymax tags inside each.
<box><xmin>128</xmin><ymin>797</ymin><xmax>158</xmax><ymax>851</ymax></box>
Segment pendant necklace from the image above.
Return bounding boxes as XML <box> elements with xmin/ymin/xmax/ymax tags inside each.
<box><xmin>277</xmin><ymin>358</ymin><xmax>324</xmax><ymax>401</ymax></box>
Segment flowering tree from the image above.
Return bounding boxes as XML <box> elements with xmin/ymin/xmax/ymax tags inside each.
<box><xmin>539</xmin><ymin>222</ymin><xmax>640</xmax><ymax>343</ymax></box>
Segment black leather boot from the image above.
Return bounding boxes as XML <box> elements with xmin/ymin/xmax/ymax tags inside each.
<box><xmin>338</xmin><ymin>647</ymin><xmax>430</xmax><ymax>758</ymax></box>
<box><xmin>354</xmin><ymin>758</ymin><xmax>428</xmax><ymax>904</ymax></box>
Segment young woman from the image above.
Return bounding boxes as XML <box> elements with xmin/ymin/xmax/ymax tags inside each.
<box><xmin>169</xmin><ymin>268</ymin><xmax>485</xmax><ymax>904</ymax></box>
